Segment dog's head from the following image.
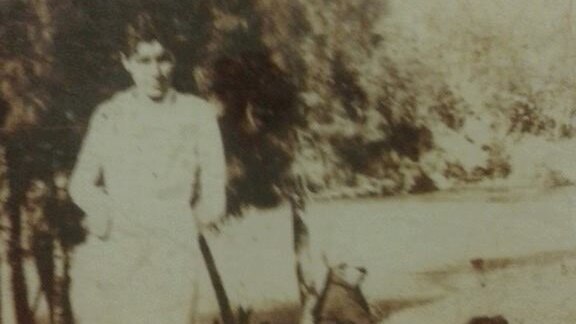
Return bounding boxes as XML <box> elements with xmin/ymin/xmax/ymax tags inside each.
<box><xmin>328</xmin><ymin>262</ymin><xmax>368</xmax><ymax>288</ymax></box>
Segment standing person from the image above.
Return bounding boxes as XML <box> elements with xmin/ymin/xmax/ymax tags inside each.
<box><xmin>68</xmin><ymin>12</ymin><xmax>227</xmax><ymax>324</ymax></box>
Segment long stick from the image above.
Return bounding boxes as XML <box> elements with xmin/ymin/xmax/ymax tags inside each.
<box><xmin>198</xmin><ymin>233</ymin><xmax>236</xmax><ymax>324</ymax></box>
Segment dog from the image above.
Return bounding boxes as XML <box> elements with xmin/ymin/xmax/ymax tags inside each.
<box><xmin>315</xmin><ymin>262</ymin><xmax>375</xmax><ymax>324</ymax></box>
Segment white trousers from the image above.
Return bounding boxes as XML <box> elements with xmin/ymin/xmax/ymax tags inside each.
<box><xmin>70</xmin><ymin>217</ymin><xmax>219</xmax><ymax>324</ymax></box>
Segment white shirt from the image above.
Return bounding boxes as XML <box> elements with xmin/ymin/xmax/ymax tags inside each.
<box><xmin>69</xmin><ymin>88</ymin><xmax>227</xmax><ymax>238</ymax></box>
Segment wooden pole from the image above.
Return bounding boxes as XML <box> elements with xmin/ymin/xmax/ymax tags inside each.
<box><xmin>198</xmin><ymin>233</ymin><xmax>236</xmax><ymax>324</ymax></box>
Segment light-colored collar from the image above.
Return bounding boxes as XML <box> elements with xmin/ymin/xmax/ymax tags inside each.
<box><xmin>130</xmin><ymin>87</ymin><xmax>177</xmax><ymax>107</ymax></box>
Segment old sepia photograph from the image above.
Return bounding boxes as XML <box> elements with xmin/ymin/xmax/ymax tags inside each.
<box><xmin>1</xmin><ymin>0</ymin><xmax>576</xmax><ymax>323</ymax></box>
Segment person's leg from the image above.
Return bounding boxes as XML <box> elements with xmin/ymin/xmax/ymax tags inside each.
<box><xmin>69</xmin><ymin>237</ymin><xmax>120</xmax><ymax>324</ymax></box>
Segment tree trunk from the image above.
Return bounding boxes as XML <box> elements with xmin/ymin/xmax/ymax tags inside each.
<box><xmin>32</xmin><ymin>229</ymin><xmax>56</xmax><ymax>323</ymax></box>
<box><xmin>7</xmin><ymin>196</ymin><xmax>35</xmax><ymax>324</ymax></box>
<box><xmin>1</xmin><ymin>215</ymin><xmax>4</xmax><ymax>324</ymax></box>
<box><xmin>58</xmin><ymin>249</ymin><xmax>74</xmax><ymax>324</ymax></box>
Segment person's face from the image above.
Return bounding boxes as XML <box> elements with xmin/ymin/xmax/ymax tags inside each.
<box><xmin>121</xmin><ymin>40</ymin><xmax>175</xmax><ymax>101</ymax></box>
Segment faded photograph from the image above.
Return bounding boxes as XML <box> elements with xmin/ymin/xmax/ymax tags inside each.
<box><xmin>1</xmin><ymin>1</ymin><xmax>576</xmax><ymax>324</ymax></box>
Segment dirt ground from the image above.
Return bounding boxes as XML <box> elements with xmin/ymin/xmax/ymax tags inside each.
<box><xmin>206</xmin><ymin>185</ymin><xmax>576</xmax><ymax>323</ymax></box>
<box><xmin>3</xmin><ymin>185</ymin><xmax>576</xmax><ymax>323</ymax></box>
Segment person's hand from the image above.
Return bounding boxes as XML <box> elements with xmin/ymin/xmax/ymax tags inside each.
<box><xmin>198</xmin><ymin>221</ymin><xmax>222</xmax><ymax>236</ymax></box>
<box><xmin>85</xmin><ymin>231</ymin><xmax>110</xmax><ymax>243</ymax></box>
<box><xmin>195</xmin><ymin>214</ymin><xmax>228</xmax><ymax>236</ymax></box>
<box><xmin>92</xmin><ymin>226</ymin><xmax>112</xmax><ymax>241</ymax></box>
<box><xmin>84</xmin><ymin>209</ymin><xmax>113</xmax><ymax>242</ymax></box>
<box><xmin>83</xmin><ymin>225</ymin><xmax>111</xmax><ymax>244</ymax></box>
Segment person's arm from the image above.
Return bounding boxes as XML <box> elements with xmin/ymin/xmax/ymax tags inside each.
<box><xmin>193</xmin><ymin>103</ymin><xmax>227</xmax><ymax>229</ymax></box>
<box><xmin>68</xmin><ymin>109</ymin><xmax>113</xmax><ymax>240</ymax></box>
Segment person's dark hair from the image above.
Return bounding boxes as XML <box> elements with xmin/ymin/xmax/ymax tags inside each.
<box><xmin>121</xmin><ymin>12</ymin><xmax>172</xmax><ymax>56</ymax></box>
